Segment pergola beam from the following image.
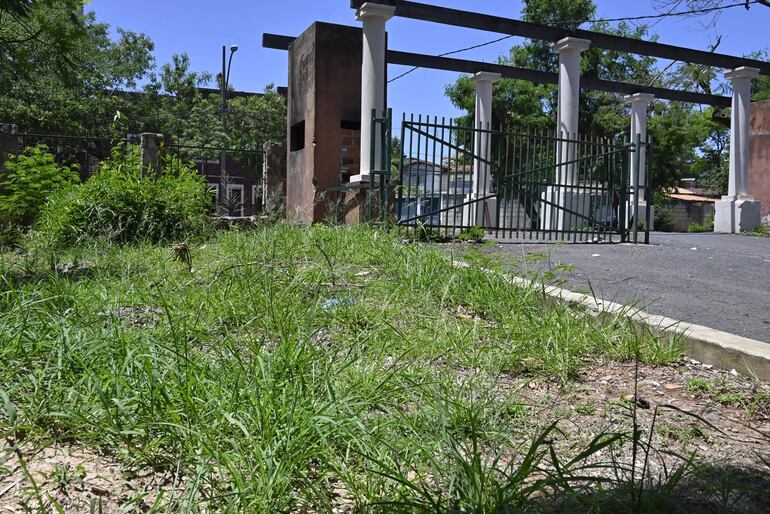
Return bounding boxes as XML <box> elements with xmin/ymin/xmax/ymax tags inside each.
<box><xmin>349</xmin><ymin>0</ymin><xmax>770</xmax><ymax>76</ymax></box>
<box><xmin>389</xmin><ymin>50</ymin><xmax>731</xmax><ymax>107</ymax></box>
<box><xmin>263</xmin><ymin>34</ymin><xmax>732</xmax><ymax>107</ymax></box>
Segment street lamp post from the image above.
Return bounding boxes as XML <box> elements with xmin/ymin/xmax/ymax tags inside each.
<box><xmin>220</xmin><ymin>44</ymin><xmax>238</xmax><ymax>213</ymax></box>
<box><xmin>221</xmin><ymin>44</ymin><xmax>238</xmax><ymax>132</ymax></box>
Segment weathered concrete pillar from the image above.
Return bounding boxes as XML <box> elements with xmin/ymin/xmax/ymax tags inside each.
<box><xmin>542</xmin><ymin>37</ymin><xmax>590</xmax><ymax>233</ymax></box>
<box><xmin>625</xmin><ymin>93</ymin><xmax>655</xmax><ymax>229</ymax></box>
<box><xmin>715</xmin><ymin>66</ymin><xmax>761</xmax><ymax>233</ymax></box>
<box><xmin>140</xmin><ymin>133</ymin><xmax>163</xmax><ymax>178</ymax></box>
<box><xmin>354</xmin><ymin>2</ymin><xmax>395</xmax><ymax>182</ymax></box>
<box><xmin>468</xmin><ymin>71</ymin><xmax>501</xmax><ymax>227</ymax></box>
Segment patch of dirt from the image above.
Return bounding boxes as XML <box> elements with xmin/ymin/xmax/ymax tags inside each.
<box><xmin>492</xmin><ymin>358</ymin><xmax>770</xmax><ymax>510</ymax></box>
<box><xmin>110</xmin><ymin>306</ymin><xmax>165</xmax><ymax>328</ymax></box>
<box><xmin>54</xmin><ymin>261</ymin><xmax>94</xmax><ymax>276</ymax></box>
<box><xmin>0</xmin><ymin>444</ymin><xmax>181</xmax><ymax>513</ymax></box>
<box><xmin>507</xmin><ymin>358</ymin><xmax>769</xmax><ymax>450</ymax></box>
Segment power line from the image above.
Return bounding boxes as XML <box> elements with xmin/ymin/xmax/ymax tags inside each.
<box><xmin>389</xmin><ymin>0</ymin><xmax>761</xmax><ymax>84</ymax></box>
<box><xmin>557</xmin><ymin>0</ymin><xmax>760</xmax><ymax>25</ymax></box>
<box><xmin>388</xmin><ymin>34</ymin><xmax>514</xmax><ymax>83</ymax></box>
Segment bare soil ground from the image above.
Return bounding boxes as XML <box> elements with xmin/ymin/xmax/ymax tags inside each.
<box><xmin>0</xmin><ymin>444</ymin><xmax>182</xmax><ymax>513</ymax></box>
<box><xmin>2</xmin><ymin>358</ymin><xmax>767</xmax><ymax>513</ymax></box>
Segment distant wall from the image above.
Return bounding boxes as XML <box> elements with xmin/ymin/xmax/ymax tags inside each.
<box><xmin>667</xmin><ymin>201</ymin><xmax>715</xmax><ymax>232</ymax></box>
<box><xmin>748</xmin><ymin>99</ymin><xmax>770</xmax><ymax>220</ymax></box>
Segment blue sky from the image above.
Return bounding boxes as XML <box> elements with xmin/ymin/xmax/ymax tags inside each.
<box><xmin>87</xmin><ymin>0</ymin><xmax>769</xmax><ymax>121</ymax></box>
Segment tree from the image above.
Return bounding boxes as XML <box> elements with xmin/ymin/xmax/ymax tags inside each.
<box><xmin>446</xmin><ymin>0</ymin><xmax>656</xmax><ymax>137</ymax></box>
<box><xmin>443</xmin><ymin>0</ymin><xmax>760</xmax><ymax>193</ymax></box>
<box><xmin>0</xmin><ymin>0</ymin><xmax>87</xmax><ymax>80</ymax></box>
<box><xmin>0</xmin><ymin>4</ymin><xmax>154</xmax><ymax>135</ymax></box>
<box><xmin>652</xmin><ymin>0</ymin><xmax>770</xmax><ymax>29</ymax></box>
<box><xmin>0</xmin><ymin>6</ymin><xmax>286</xmax><ymax>151</ymax></box>
<box><xmin>132</xmin><ymin>54</ymin><xmax>286</xmax><ymax>150</ymax></box>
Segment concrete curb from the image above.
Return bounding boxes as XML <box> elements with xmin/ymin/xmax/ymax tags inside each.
<box><xmin>452</xmin><ymin>260</ymin><xmax>770</xmax><ymax>381</ymax></box>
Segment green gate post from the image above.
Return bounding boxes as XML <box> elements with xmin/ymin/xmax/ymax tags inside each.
<box><xmin>380</xmin><ymin>108</ymin><xmax>392</xmax><ymax>226</ymax></box>
<box><xmin>644</xmin><ymin>135</ymin><xmax>653</xmax><ymax>245</ymax></box>
<box><xmin>619</xmin><ymin>136</ymin><xmax>629</xmax><ymax>243</ymax></box>
<box><xmin>632</xmin><ymin>133</ymin><xmax>642</xmax><ymax>244</ymax></box>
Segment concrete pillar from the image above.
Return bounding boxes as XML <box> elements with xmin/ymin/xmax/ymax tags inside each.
<box><xmin>625</xmin><ymin>93</ymin><xmax>655</xmax><ymax>229</ymax></box>
<box><xmin>354</xmin><ymin>2</ymin><xmax>395</xmax><ymax>183</ymax></box>
<box><xmin>469</xmin><ymin>71</ymin><xmax>501</xmax><ymax>227</ymax></box>
<box><xmin>542</xmin><ymin>37</ymin><xmax>590</xmax><ymax>233</ymax></box>
<box><xmin>555</xmin><ymin>37</ymin><xmax>590</xmax><ymax>185</ymax></box>
<box><xmin>715</xmin><ymin>66</ymin><xmax>761</xmax><ymax>233</ymax></box>
<box><xmin>140</xmin><ymin>133</ymin><xmax>163</xmax><ymax>178</ymax></box>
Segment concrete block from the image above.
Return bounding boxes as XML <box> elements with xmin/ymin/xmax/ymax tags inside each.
<box><xmin>140</xmin><ymin>133</ymin><xmax>163</xmax><ymax>178</ymax></box>
<box><xmin>714</xmin><ymin>195</ymin><xmax>762</xmax><ymax>233</ymax></box>
<box><xmin>540</xmin><ymin>188</ymin><xmax>592</xmax><ymax>232</ymax></box>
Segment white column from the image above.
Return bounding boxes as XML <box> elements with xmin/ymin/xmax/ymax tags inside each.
<box><xmin>353</xmin><ymin>2</ymin><xmax>396</xmax><ymax>183</ymax></box>
<box><xmin>542</xmin><ymin>37</ymin><xmax>590</xmax><ymax>232</ymax></box>
<box><xmin>554</xmin><ymin>37</ymin><xmax>590</xmax><ymax>185</ymax></box>
<box><xmin>715</xmin><ymin>66</ymin><xmax>761</xmax><ymax>233</ymax></box>
<box><xmin>625</xmin><ymin>93</ymin><xmax>655</xmax><ymax>229</ymax></box>
<box><xmin>468</xmin><ymin>71</ymin><xmax>501</xmax><ymax>227</ymax></box>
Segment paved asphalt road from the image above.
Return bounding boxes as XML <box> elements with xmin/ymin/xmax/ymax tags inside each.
<box><xmin>482</xmin><ymin>232</ymin><xmax>770</xmax><ymax>343</ymax></box>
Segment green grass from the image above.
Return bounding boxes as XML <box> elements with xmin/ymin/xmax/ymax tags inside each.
<box><xmin>740</xmin><ymin>224</ymin><xmax>770</xmax><ymax>237</ymax></box>
<box><xmin>0</xmin><ymin>224</ymin><xmax>694</xmax><ymax>511</ymax></box>
<box><xmin>685</xmin><ymin>377</ymin><xmax>770</xmax><ymax>417</ymax></box>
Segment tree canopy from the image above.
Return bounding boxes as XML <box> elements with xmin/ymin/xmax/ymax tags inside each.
<box><xmin>444</xmin><ymin>0</ymin><xmax>770</xmax><ymax>194</ymax></box>
<box><xmin>0</xmin><ymin>0</ymin><xmax>286</xmax><ymax>149</ymax></box>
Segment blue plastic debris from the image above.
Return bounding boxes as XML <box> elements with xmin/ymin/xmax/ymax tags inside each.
<box><xmin>322</xmin><ymin>298</ymin><xmax>354</xmax><ymax>310</ymax></box>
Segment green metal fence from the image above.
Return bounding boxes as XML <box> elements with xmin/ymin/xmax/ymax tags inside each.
<box><xmin>394</xmin><ymin>113</ymin><xmax>652</xmax><ymax>243</ymax></box>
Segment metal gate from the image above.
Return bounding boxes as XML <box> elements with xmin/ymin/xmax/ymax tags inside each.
<box><xmin>393</xmin><ymin>114</ymin><xmax>652</xmax><ymax>243</ymax></box>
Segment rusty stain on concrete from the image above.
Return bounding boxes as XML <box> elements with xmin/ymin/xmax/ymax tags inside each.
<box><xmin>749</xmin><ymin>99</ymin><xmax>770</xmax><ymax>218</ymax></box>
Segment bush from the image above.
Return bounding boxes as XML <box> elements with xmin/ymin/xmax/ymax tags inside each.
<box><xmin>688</xmin><ymin>213</ymin><xmax>714</xmax><ymax>233</ymax></box>
<box><xmin>654</xmin><ymin>206</ymin><xmax>675</xmax><ymax>232</ymax></box>
<box><xmin>29</xmin><ymin>146</ymin><xmax>211</xmax><ymax>249</ymax></box>
<box><xmin>0</xmin><ymin>145</ymin><xmax>79</xmax><ymax>245</ymax></box>
<box><xmin>458</xmin><ymin>226</ymin><xmax>485</xmax><ymax>243</ymax></box>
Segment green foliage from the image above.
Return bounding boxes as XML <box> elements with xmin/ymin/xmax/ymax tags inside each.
<box><xmin>685</xmin><ymin>377</ymin><xmax>770</xmax><ymax>417</ymax></box>
<box><xmin>410</xmin><ymin>222</ymin><xmax>450</xmax><ymax>242</ymax></box>
<box><xmin>0</xmin><ymin>145</ymin><xmax>79</xmax><ymax>245</ymax></box>
<box><xmin>458</xmin><ymin>226</ymin><xmax>486</xmax><ymax>243</ymax></box>
<box><xmin>654</xmin><ymin>204</ymin><xmax>674</xmax><ymax>232</ymax></box>
<box><xmin>688</xmin><ymin>214</ymin><xmax>714</xmax><ymax>233</ymax></box>
<box><xmin>0</xmin><ymin>6</ymin><xmax>286</xmax><ymax>150</ymax></box>
<box><xmin>0</xmin><ymin>3</ymin><xmax>154</xmax><ymax>136</ymax></box>
<box><xmin>131</xmin><ymin>54</ymin><xmax>286</xmax><ymax>149</ymax></box>
<box><xmin>740</xmin><ymin>224</ymin><xmax>770</xmax><ymax>237</ymax></box>
<box><xmin>446</xmin><ymin>0</ymin><xmax>655</xmax><ymax>137</ymax></box>
<box><xmin>0</xmin><ymin>225</ymin><xmax>697</xmax><ymax>511</ymax></box>
<box><xmin>442</xmin><ymin>0</ymin><xmax>758</xmax><ymax>194</ymax></box>
<box><xmin>29</xmin><ymin>146</ymin><xmax>211</xmax><ymax>250</ymax></box>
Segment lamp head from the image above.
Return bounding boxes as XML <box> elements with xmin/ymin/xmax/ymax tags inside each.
<box><xmin>230</xmin><ymin>44</ymin><xmax>239</xmax><ymax>53</ymax></box>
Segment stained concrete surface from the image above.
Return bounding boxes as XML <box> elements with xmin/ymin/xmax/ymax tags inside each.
<box><xmin>482</xmin><ymin>232</ymin><xmax>770</xmax><ymax>343</ymax></box>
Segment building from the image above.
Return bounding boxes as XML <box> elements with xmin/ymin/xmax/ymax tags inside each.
<box><xmin>663</xmin><ymin>186</ymin><xmax>717</xmax><ymax>232</ymax></box>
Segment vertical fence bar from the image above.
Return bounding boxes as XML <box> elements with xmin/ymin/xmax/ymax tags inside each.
<box><xmin>645</xmin><ymin>135</ymin><xmax>653</xmax><ymax>245</ymax></box>
<box><xmin>398</xmin><ymin>112</ymin><xmax>407</xmax><ymax>229</ymax></box>
<box><xmin>416</xmin><ymin>114</ymin><xmax>424</xmax><ymax>230</ymax></box>
<box><xmin>620</xmin><ymin>136</ymin><xmax>629</xmax><ymax>243</ymax></box>
<box><xmin>407</xmin><ymin>114</ymin><xmax>415</xmax><ymax>235</ymax></box>
<box><xmin>633</xmin><ymin>133</ymin><xmax>641</xmax><ymax>244</ymax></box>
